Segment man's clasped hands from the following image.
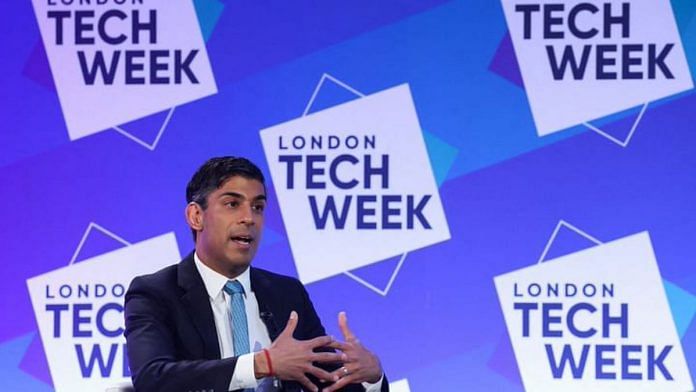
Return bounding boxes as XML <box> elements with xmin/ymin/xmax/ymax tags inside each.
<box><xmin>253</xmin><ymin>311</ymin><xmax>383</xmax><ymax>392</ymax></box>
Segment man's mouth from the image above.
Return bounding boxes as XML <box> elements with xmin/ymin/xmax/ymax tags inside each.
<box><xmin>230</xmin><ymin>235</ymin><xmax>253</xmax><ymax>246</ymax></box>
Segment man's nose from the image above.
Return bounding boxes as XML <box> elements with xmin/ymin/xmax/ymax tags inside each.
<box><xmin>239</xmin><ymin>206</ymin><xmax>254</xmax><ymax>225</ymax></box>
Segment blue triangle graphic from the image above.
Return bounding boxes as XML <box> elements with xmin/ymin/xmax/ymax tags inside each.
<box><xmin>664</xmin><ymin>279</ymin><xmax>696</xmax><ymax>338</ymax></box>
<box><xmin>117</xmin><ymin>109</ymin><xmax>171</xmax><ymax>145</ymax></box>
<box><xmin>193</xmin><ymin>0</ymin><xmax>224</xmax><ymax>41</ymax></box>
<box><xmin>585</xmin><ymin>104</ymin><xmax>645</xmax><ymax>143</ymax></box>
<box><xmin>423</xmin><ymin>130</ymin><xmax>458</xmax><ymax>186</ymax></box>
<box><xmin>74</xmin><ymin>229</ymin><xmax>127</xmax><ymax>264</ymax></box>
<box><xmin>672</xmin><ymin>0</ymin><xmax>696</xmax><ymax>35</ymax></box>
<box><xmin>0</xmin><ymin>333</ymin><xmax>53</xmax><ymax>391</ymax></box>
<box><xmin>307</xmin><ymin>79</ymin><xmax>362</xmax><ymax>114</ymax></box>
<box><xmin>347</xmin><ymin>254</ymin><xmax>403</xmax><ymax>290</ymax></box>
<box><xmin>543</xmin><ymin>226</ymin><xmax>600</xmax><ymax>261</ymax></box>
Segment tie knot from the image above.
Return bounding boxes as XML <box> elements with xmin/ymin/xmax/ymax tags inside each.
<box><xmin>224</xmin><ymin>280</ymin><xmax>245</xmax><ymax>296</ymax></box>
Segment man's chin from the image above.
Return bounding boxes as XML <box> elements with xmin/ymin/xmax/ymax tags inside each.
<box><xmin>223</xmin><ymin>254</ymin><xmax>254</xmax><ymax>270</ymax></box>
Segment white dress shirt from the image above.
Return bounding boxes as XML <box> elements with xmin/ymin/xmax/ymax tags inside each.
<box><xmin>194</xmin><ymin>253</ymin><xmax>271</xmax><ymax>390</ymax></box>
<box><xmin>194</xmin><ymin>253</ymin><xmax>383</xmax><ymax>391</ymax></box>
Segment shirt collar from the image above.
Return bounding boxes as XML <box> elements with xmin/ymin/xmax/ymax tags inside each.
<box><xmin>194</xmin><ymin>252</ymin><xmax>252</xmax><ymax>300</ymax></box>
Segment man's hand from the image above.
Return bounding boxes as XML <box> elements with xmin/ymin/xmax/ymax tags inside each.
<box><xmin>324</xmin><ymin>312</ymin><xmax>383</xmax><ymax>392</ymax></box>
<box><xmin>254</xmin><ymin>311</ymin><xmax>343</xmax><ymax>392</ymax></box>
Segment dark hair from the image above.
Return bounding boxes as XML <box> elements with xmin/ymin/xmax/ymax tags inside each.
<box><xmin>186</xmin><ymin>156</ymin><xmax>265</xmax><ymax>240</ymax></box>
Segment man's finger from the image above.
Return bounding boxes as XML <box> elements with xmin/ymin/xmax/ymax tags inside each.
<box><xmin>297</xmin><ymin>374</ymin><xmax>318</xmax><ymax>392</ymax></box>
<box><xmin>305</xmin><ymin>334</ymin><xmax>333</xmax><ymax>348</ymax></box>
<box><xmin>338</xmin><ymin>311</ymin><xmax>356</xmax><ymax>341</ymax></box>
<box><xmin>328</xmin><ymin>364</ymin><xmax>355</xmax><ymax>381</ymax></box>
<box><xmin>324</xmin><ymin>374</ymin><xmax>353</xmax><ymax>392</ymax></box>
<box><xmin>278</xmin><ymin>311</ymin><xmax>298</xmax><ymax>339</ymax></box>
<box><xmin>306</xmin><ymin>364</ymin><xmax>339</xmax><ymax>383</ymax></box>
<box><xmin>311</xmin><ymin>351</ymin><xmax>344</xmax><ymax>363</ymax></box>
<box><xmin>326</xmin><ymin>340</ymin><xmax>350</xmax><ymax>352</ymax></box>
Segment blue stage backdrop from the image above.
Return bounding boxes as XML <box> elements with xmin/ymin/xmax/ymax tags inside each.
<box><xmin>1</xmin><ymin>0</ymin><xmax>695</xmax><ymax>391</ymax></box>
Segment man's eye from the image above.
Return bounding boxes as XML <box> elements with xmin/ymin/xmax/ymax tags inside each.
<box><xmin>253</xmin><ymin>204</ymin><xmax>265</xmax><ymax>212</ymax></box>
<box><xmin>226</xmin><ymin>201</ymin><xmax>239</xmax><ymax>208</ymax></box>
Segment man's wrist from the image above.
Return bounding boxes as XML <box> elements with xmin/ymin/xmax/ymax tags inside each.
<box><xmin>366</xmin><ymin>373</ymin><xmax>382</xmax><ymax>384</ymax></box>
<box><xmin>362</xmin><ymin>372</ymin><xmax>385</xmax><ymax>392</ymax></box>
<box><xmin>253</xmin><ymin>351</ymin><xmax>271</xmax><ymax>379</ymax></box>
<box><xmin>366</xmin><ymin>358</ymin><xmax>383</xmax><ymax>383</ymax></box>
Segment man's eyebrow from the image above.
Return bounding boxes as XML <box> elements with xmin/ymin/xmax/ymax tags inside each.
<box><xmin>219</xmin><ymin>191</ymin><xmax>244</xmax><ymax>199</ymax></box>
<box><xmin>218</xmin><ymin>192</ymin><xmax>266</xmax><ymax>201</ymax></box>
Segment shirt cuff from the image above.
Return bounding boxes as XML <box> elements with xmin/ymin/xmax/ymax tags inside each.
<box><xmin>229</xmin><ymin>352</ymin><xmax>260</xmax><ymax>390</ymax></box>
<box><xmin>362</xmin><ymin>373</ymin><xmax>385</xmax><ymax>392</ymax></box>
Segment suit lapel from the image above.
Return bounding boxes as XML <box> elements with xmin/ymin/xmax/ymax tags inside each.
<box><xmin>252</xmin><ymin>269</ymin><xmax>305</xmax><ymax>392</ymax></box>
<box><xmin>251</xmin><ymin>268</ymin><xmax>282</xmax><ymax>341</ymax></box>
<box><xmin>177</xmin><ymin>253</ymin><xmax>221</xmax><ymax>359</ymax></box>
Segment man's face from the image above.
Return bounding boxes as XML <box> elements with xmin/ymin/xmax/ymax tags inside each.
<box><xmin>193</xmin><ymin>176</ymin><xmax>266</xmax><ymax>277</ymax></box>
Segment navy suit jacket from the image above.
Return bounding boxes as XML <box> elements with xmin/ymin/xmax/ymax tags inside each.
<box><xmin>124</xmin><ymin>253</ymin><xmax>387</xmax><ymax>392</ymax></box>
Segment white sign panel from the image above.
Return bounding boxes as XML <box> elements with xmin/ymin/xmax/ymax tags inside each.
<box><xmin>30</xmin><ymin>0</ymin><xmax>217</xmax><ymax>140</ymax></box>
<box><xmin>495</xmin><ymin>232</ymin><xmax>693</xmax><ymax>391</ymax></box>
<box><xmin>27</xmin><ymin>232</ymin><xmax>180</xmax><ymax>392</ymax></box>
<box><xmin>500</xmin><ymin>0</ymin><xmax>693</xmax><ymax>136</ymax></box>
<box><xmin>261</xmin><ymin>84</ymin><xmax>450</xmax><ymax>284</ymax></box>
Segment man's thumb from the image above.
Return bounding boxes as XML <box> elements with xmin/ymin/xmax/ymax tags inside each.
<box><xmin>279</xmin><ymin>310</ymin><xmax>298</xmax><ymax>338</ymax></box>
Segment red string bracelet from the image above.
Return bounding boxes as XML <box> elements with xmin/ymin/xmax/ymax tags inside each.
<box><xmin>263</xmin><ymin>348</ymin><xmax>274</xmax><ymax>376</ymax></box>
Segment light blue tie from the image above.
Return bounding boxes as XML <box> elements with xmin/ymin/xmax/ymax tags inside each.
<box><xmin>224</xmin><ymin>281</ymin><xmax>277</xmax><ymax>391</ymax></box>
<box><xmin>223</xmin><ymin>280</ymin><xmax>250</xmax><ymax>356</ymax></box>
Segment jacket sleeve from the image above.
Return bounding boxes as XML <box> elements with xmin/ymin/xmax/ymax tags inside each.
<box><xmin>124</xmin><ymin>276</ymin><xmax>237</xmax><ymax>392</ymax></box>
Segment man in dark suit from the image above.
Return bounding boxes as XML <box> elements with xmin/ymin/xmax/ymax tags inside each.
<box><xmin>125</xmin><ymin>157</ymin><xmax>387</xmax><ymax>392</ymax></box>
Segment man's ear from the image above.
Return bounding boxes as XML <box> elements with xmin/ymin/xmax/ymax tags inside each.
<box><xmin>185</xmin><ymin>202</ymin><xmax>204</xmax><ymax>232</ymax></box>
